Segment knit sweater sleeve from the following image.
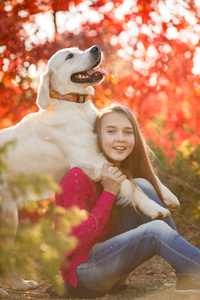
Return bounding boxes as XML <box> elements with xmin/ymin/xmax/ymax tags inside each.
<box><xmin>55</xmin><ymin>167</ymin><xmax>116</xmax><ymax>254</ymax></box>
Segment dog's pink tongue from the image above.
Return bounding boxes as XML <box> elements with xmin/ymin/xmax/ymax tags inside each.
<box><xmin>87</xmin><ymin>68</ymin><xmax>108</xmax><ymax>76</ymax></box>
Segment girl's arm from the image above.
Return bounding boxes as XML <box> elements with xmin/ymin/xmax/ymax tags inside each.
<box><xmin>56</xmin><ymin>167</ymin><xmax>116</xmax><ymax>253</ymax></box>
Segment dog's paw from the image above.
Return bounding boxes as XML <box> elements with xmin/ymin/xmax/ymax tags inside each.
<box><xmin>8</xmin><ymin>269</ymin><xmax>38</xmax><ymax>291</ymax></box>
<box><xmin>132</xmin><ymin>186</ymin><xmax>170</xmax><ymax>220</ymax></box>
<box><xmin>9</xmin><ymin>276</ymin><xmax>38</xmax><ymax>291</ymax></box>
<box><xmin>0</xmin><ymin>289</ymin><xmax>9</xmax><ymax>298</ymax></box>
<box><xmin>143</xmin><ymin>201</ymin><xmax>170</xmax><ymax>220</ymax></box>
<box><xmin>14</xmin><ymin>279</ymin><xmax>38</xmax><ymax>290</ymax></box>
<box><xmin>161</xmin><ymin>185</ymin><xmax>180</xmax><ymax>209</ymax></box>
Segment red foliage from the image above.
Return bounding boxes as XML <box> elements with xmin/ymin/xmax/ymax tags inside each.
<box><xmin>1</xmin><ymin>0</ymin><xmax>200</xmax><ymax>156</ymax></box>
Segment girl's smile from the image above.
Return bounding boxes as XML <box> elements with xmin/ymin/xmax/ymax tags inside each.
<box><xmin>100</xmin><ymin>112</ymin><xmax>135</xmax><ymax>167</ymax></box>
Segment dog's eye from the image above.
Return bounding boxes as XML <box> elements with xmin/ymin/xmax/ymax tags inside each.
<box><xmin>65</xmin><ymin>53</ymin><xmax>74</xmax><ymax>60</ymax></box>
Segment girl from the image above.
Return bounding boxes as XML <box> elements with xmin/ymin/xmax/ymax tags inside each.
<box><xmin>47</xmin><ymin>104</ymin><xmax>200</xmax><ymax>298</ymax></box>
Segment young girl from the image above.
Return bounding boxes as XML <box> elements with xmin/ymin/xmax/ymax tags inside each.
<box><xmin>47</xmin><ymin>104</ymin><xmax>200</xmax><ymax>298</ymax></box>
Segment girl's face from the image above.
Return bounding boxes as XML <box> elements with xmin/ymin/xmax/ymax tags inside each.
<box><xmin>100</xmin><ymin>112</ymin><xmax>135</xmax><ymax>167</ymax></box>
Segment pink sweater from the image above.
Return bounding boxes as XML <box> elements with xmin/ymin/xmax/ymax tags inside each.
<box><xmin>55</xmin><ymin>167</ymin><xmax>116</xmax><ymax>288</ymax></box>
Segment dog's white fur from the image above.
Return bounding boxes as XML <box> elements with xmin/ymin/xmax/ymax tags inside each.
<box><xmin>0</xmin><ymin>46</ymin><xmax>179</xmax><ymax>295</ymax></box>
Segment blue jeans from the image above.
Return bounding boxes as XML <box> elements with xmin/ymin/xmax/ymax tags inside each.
<box><xmin>76</xmin><ymin>179</ymin><xmax>200</xmax><ymax>294</ymax></box>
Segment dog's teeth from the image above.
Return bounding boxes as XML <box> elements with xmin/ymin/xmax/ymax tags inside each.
<box><xmin>76</xmin><ymin>74</ymin><xmax>89</xmax><ymax>79</ymax></box>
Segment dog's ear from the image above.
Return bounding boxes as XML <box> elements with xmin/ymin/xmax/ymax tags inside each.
<box><xmin>36</xmin><ymin>70</ymin><xmax>51</xmax><ymax>109</ymax></box>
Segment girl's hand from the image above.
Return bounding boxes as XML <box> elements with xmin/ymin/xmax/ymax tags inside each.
<box><xmin>101</xmin><ymin>163</ymin><xmax>126</xmax><ymax>195</ymax></box>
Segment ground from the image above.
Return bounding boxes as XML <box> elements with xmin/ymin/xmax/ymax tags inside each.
<box><xmin>1</xmin><ymin>256</ymin><xmax>199</xmax><ymax>300</ymax></box>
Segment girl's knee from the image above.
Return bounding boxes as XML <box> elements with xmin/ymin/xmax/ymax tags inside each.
<box><xmin>133</xmin><ymin>178</ymin><xmax>154</xmax><ymax>191</ymax></box>
<box><xmin>133</xmin><ymin>178</ymin><xmax>164</xmax><ymax>208</ymax></box>
<box><xmin>148</xmin><ymin>220</ymin><xmax>173</xmax><ymax>236</ymax></box>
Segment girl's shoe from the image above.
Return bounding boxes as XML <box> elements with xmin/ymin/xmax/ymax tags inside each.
<box><xmin>175</xmin><ymin>274</ymin><xmax>200</xmax><ymax>293</ymax></box>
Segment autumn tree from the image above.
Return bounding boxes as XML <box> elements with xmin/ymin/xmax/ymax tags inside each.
<box><xmin>1</xmin><ymin>0</ymin><xmax>200</xmax><ymax>151</ymax></box>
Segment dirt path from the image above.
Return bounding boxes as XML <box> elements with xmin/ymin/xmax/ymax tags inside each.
<box><xmin>1</xmin><ymin>256</ymin><xmax>200</xmax><ymax>300</ymax></box>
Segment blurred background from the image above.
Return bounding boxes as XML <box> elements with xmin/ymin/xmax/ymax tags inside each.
<box><xmin>0</xmin><ymin>0</ymin><xmax>200</xmax><ymax>243</ymax></box>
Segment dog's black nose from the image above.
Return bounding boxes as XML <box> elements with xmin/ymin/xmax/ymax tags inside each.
<box><xmin>90</xmin><ymin>46</ymin><xmax>101</xmax><ymax>53</ymax></box>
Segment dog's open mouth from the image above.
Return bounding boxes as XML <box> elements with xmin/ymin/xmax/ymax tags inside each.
<box><xmin>71</xmin><ymin>58</ymin><xmax>108</xmax><ymax>84</ymax></box>
<box><xmin>71</xmin><ymin>68</ymin><xmax>107</xmax><ymax>83</ymax></box>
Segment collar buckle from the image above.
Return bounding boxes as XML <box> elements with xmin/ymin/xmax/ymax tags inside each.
<box><xmin>76</xmin><ymin>95</ymin><xmax>86</xmax><ymax>103</ymax></box>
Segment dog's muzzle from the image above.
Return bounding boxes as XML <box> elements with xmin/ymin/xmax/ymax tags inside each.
<box><xmin>71</xmin><ymin>46</ymin><xmax>108</xmax><ymax>84</ymax></box>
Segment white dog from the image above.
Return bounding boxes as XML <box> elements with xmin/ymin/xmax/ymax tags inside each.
<box><xmin>0</xmin><ymin>45</ymin><xmax>179</xmax><ymax>297</ymax></box>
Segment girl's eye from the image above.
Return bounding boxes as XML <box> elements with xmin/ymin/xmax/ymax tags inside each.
<box><xmin>107</xmin><ymin>130</ymin><xmax>115</xmax><ymax>134</ymax></box>
<box><xmin>125</xmin><ymin>131</ymin><xmax>133</xmax><ymax>134</ymax></box>
<box><xmin>65</xmin><ymin>53</ymin><xmax>74</xmax><ymax>60</ymax></box>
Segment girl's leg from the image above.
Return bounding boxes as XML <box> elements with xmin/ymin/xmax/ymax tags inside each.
<box><xmin>77</xmin><ymin>220</ymin><xmax>200</xmax><ymax>294</ymax></box>
<box><xmin>112</xmin><ymin>177</ymin><xmax>177</xmax><ymax>237</ymax></box>
<box><xmin>133</xmin><ymin>178</ymin><xmax>177</xmax><ymax>230</ymax></box>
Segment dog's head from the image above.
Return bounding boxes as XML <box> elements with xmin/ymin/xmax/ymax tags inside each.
<box><xmin>36</xmin><ymin>46</ymin><xmax>107</xmax><ymax>109</ymax></box>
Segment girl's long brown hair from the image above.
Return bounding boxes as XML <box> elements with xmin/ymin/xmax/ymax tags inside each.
<box><xmin>95</xmin><ymin>103</ymin><xmax>164</xmax><ymax>204</ymax></box>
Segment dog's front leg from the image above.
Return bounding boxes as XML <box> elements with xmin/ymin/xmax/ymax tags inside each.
<box><xmin>1</xmin><ymin>208</ymin><xmax>38</xmax><ymax>292</ymax></box>
<box><xmin>117</xmin><ymin>179</ymin><xmax>170</xmax><ymax>220</ymax></box>
<box><xmin>78</xmin><ymin>155</ymin><xmax>107</xmax><ymax>183</ymax></box>
<box><xmin>7</xmin><ymin>268</ymin><xmax>38</xmax><ymax>291</ymax></box>
<box><xmin>83</xmin><ymin>163</ymin><xmax>170</xmax><ymax>220</ymax></box>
